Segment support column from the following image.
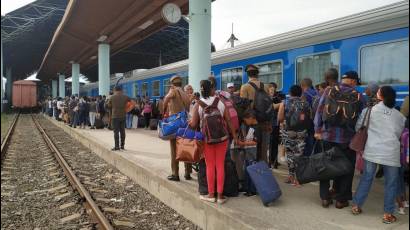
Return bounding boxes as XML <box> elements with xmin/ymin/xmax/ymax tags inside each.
<box><xmin>98</xmin><ymin>43</ymin><xmax>110</xmax><ymax>96</ymax></box>
<box><xmin>59</xmin><ymin>74</ymin><xmax>65</xmax><ymax>98</ymax></box>
<box><xmin>188</xmin><ymin>0</ymin><xmax>212</xmax><ymax>92</ymax></box>
<box><xmin>6</xmin><ymin>68</ymin><xmax>12</xmax><ymax>103</ymax></box>
<box><xmin>52</xmin><ymin>80</ymin><xmax>58</xmax><ymax>98</ymax></box>
<box><xmin>71</xmin><ymin>63</ymin><xmax>80</xmax><ymax>96</ymax></box>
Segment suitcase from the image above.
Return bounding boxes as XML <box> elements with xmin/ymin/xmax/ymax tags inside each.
<box><xmin>138</xmin><ymin>116</ymin><xmax>146</xmax><ymax>128</ymax></box>
<box><xmin>95</xmin><ymin>118</ymin><xmax>104</xmax><ymax>129</ymax></box>
<box><xmin>244</xmin><ymin>159</ymin><xmax>257</xmax><ymax>194</ymax></box>
<box><xmin>149</xmin><ymin>119</ymin><xmax>158</xmax><ymax>130</ymax></box>
<box><xmin>197</xmin><ymin>158</ymin><xmax>239</xmax><ymax>197</ymax></box>
<box><xmin>246</xmin><ymin>161</ymin><xmax>282</xmax><ymax>206</ymax></box>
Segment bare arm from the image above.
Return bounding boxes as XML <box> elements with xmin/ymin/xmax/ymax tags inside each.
<box><xmin>189</xmin><ymin>103</ymin><xmax>200</xmax><ymax>129</ymax></box>
<box><xmin>277</xmin><ymin>102</ymin><xmax>285</xmax><ymax>123</ymax></box>
<box><xmin>223</xmin><ymin>105</ymin><xmax>238</xmax><ymax>143</ymax></box>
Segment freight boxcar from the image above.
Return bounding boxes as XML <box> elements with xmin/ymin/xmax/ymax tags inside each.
<box><xmin>12</xmin><ymin>80</ymin><xmax>37</xmax><ymax>109</ymax></box>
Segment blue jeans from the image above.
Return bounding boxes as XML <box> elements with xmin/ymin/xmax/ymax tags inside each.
<box><xmin>126</xmin><ymin>113</ymin><xmax>133</xmax><ymax>129</ymax></box>
<box><xmin>353</xmin><ymin>160</ymin><xmax>399</xmax><ymax>214</ymax></box>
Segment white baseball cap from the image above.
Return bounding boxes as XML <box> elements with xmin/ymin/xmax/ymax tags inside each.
<box><xmin>227</xmin><ymin>83</ymin><xmax>235</xmax><ymax>88</ymax></box>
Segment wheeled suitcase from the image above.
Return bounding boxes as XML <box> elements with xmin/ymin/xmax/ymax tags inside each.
<box><xmin>95</xmin><ymin>118</ymin><xmax>104</xmax><ymax>129</ymax></box>
<box><xmin>138</xmin><ymin>116</ymin><xmax>146</xmax><ymax>128</ymax></box>
<box><xmin>246</xmin><ymin>161</ymin><xmax>281</xmax><ymax>206</ymax></box>
<box><xmin>244</xmin><ymin>159</ymin><xmax>257</xmax><ymax>194</ymax></box>
<box><xmin>149</xmin><ymin>119</ymin><xmax>158</xmax><ymax>130</ymax></box>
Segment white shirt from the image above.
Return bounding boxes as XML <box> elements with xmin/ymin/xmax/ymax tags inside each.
<box><xmin>57</xmin><ymin>101</ymin><xmax>64</xmax><ymax>110</ymax></box>
<box><xmin>198</xmin><ymin>96</ymin><xmax>225</xmax><ymax>118</ymax></box>
<box><xmin>356</xmin><ymin>102</ymin><xmax>406</xmax><ymax>167</ymax></box>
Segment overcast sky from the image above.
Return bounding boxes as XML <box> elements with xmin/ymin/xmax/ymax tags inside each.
<box><xmin>2</xmin><ymin>0</ymin><xmax>403</xmax><ymax>50</ymax></box>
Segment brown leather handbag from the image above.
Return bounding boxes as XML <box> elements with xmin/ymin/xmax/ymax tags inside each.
<box><xmin>349</xmin><ymin>107</ymin><xmax>372</xmax><ymax>152</ymax></box>
<box><xmin>176</xmin><ymin>137</ymin><xmax>203</xmax><ymax>163</ymax></box>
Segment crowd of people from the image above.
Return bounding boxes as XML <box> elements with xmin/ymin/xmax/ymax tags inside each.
<box><xmin>40</xmin><ymin>65</ymin><xmax>409</xmax><ymax>224</ymax></box>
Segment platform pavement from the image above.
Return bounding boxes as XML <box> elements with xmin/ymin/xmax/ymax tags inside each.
<box><xmin>45</xmin><ymin>116</ymin><xmax>409</xmax><ymax>230</ymax></box>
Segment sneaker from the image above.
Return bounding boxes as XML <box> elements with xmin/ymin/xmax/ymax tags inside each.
<box><xmin>397</xmin><ymin>207</ymin><xmax>406</xmax><ymax>215</ymax></box>
<box><xmin>217</xmin><ymin>197</ymin><xmax>228</xmax><ymax>204</ymax></box>
<box><xmin>199</xmin><ymin>195</ymin><xmax>216</xmax><ymax>203</ymax></box>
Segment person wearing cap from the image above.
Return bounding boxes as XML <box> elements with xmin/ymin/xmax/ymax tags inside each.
<box><xmin>240</xmin><ymin>64</ymin><xmax>271</xmax><ymax>163</ymax></box>
<box><xmin>107</xmin><ymin>86</ymin><xmax>130</xmax><ymax>151</ymax></box>
<box><xmin>163</xmin><ymin>75</ymin><xmax>192</xmax><ymax>181</ymax></box>
<box><xmin>226</xmin><ymin>83</ymin><xmax>235</xmax><ymax>95</ymax></box>
<box><xmin>314</xmin><ymin>69</ymin><xmax>365</xmax><ymax>209</ymax></box>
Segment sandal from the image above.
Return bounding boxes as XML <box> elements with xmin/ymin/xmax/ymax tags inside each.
<box><xmin>351</xmin><ymin>205</ymin><xmax>362</xmax><ymax>215</ymax></box>
<box><xmin>284</xmin><ymin>176</ymin><xmax>293</xmax><ymax>184</ymax></box>
<box><xmin>382</xmin><ymin>214</ymin><xmax>397</xmax><ymax>224</ymax></box>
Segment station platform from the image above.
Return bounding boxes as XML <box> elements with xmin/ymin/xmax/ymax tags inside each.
<box><xmin>45</xmin><ymin>116</ymin><xmax>409</xmax><ymax>230</ymax></box>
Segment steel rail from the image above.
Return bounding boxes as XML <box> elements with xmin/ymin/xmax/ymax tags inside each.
<box><xmin>1</xmin><ymin>113</ymin><xmax>20</xmax><ymax>163</ymax></box>
<box><xmin>31</xmin><ymin>115</ymin><xmax>114</xmax><ymax>230</ymax></box>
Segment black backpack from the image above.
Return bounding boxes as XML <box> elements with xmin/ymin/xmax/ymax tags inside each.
<box><xmin>249</xmin><ymin>82</ymin><xmax>274</xmax><ymax>122</ymax></box>
<box><xmin>322</xmin><ymin>85</ymin><xmax>361</xmax><ymax>128</ymax></box>
<box><xmin>285</xmin><ymin>98</ymin><xmax>312</xmax><ymax>131</ymax></box>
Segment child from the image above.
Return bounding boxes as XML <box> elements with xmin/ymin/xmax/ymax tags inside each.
<box><xmin>238</xmin><ymin>110</ymin><xmax>259</xmax><ymax>196</ymax></box>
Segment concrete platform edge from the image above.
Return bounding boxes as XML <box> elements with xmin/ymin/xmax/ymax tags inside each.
<box><xmin>44</xmin><ymin>116</ymin><xmax>262</xmax><ymax>230</ymax></box>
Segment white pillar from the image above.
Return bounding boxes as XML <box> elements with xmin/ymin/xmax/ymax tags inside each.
<box><xmin>188</xmin><ymin>0</ymin><xmax>212</xmax><ymax>92</ymax></box>
<box><xmin>52</xmin><ymin>80</ymin><xmax>58</xmax><ymax>98</ymax></box>
<box><xmin>71</xmin><ymin>63</ymin><xmax>80</xmax><ymax>96</ymax></box>
<box><xmin>98</xmin><ymin>43</ymin><xmax>110</xmax><ymax>96</ymax></box>
<box><xmin>59</xmin><ymin>74</ymin><xmax>65</xmax><ymax>98</ymax></box>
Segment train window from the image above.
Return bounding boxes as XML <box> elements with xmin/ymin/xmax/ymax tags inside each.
<box><xmin>360</xmin><ymin>40</ymin><xmax>409</xmax><ymax>85</ymax></box>
<box><xmin>221</xmin><ymin>67</ymin><xmax>243</xmax><ymax>91</ymax></box>
<box><xmin>142</xmin><ymin>82</ymin><xmax>148</xmax><ymax>97</ymax></box>
<box><xmin>133</xmin><ymin>83</ymin><xmax>139</xmax><ymax>97</ymax></box>
<box><xmin>163</xmin><ymin>79</ymin><xmax>171</xmax><ymax>95</ymax></box>
<box><xmin>296</xmin><ymin>51</ymin><xmax>340</xmax><ymax>86</ymax></box>
<box><xmin>257</xmin><ymin>61</ymin><xmax>283</xmax><ymax>90</ymax></box>
<box><xmin>152</xmin><ymin>80</ymin><xmax>160</xmax><ymax>97</ymax></box>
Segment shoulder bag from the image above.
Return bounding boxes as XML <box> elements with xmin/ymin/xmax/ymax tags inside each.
<box><xmin>349</xmin><ymin>107</ymin><xmax>372</xmax><ymax>152</ymax></box>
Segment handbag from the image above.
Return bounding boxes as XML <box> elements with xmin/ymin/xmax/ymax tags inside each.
<box><xmin>158</xmin><ymin>111</ymin><xmax>188</xmax><ymax>140</ymax></box>
<box><xmin>175</xmin><ymin>127</ymin><xmax>204</xmax><ymax>163</ymax></box>
<box><xmin>295</xmin><ymin>142</ymin><xmax>354</xmax><ymax>184</ymax></box>
<box><xmin>349</xmin><ymin>107</ymin><xmax>372</xmax><ymax>152</ymax></box>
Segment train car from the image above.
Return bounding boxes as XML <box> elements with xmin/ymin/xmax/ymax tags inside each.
<box><xmin>12</xmin><ymin>80</ymin><xmax>37</xmax><ymax>109</ymax></box>
<box><xmin>81</xmin><ymin>1</ymin><xmax>409</xmax><ymax>105</ymax></box>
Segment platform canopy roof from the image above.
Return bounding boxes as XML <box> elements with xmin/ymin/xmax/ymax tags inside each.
<box><xmin>36</xmin><ymin>0</ymin><xmax>189</xmax><ymax>82</ymax></box>
<box><xmin>2</xmin><ymin>0</ymin><xmax>68</xmax><ymax>81</ymax></box>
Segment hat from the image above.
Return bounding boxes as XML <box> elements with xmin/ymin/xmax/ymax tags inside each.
<box><xmin>227</xmin><ymin>83</ymin><xmax>234</xmax><ymax>88</ymax></box>
<box><xmin>245</xmin><ymin>64</ymin><xmax>259</xmax><ymax>72</ymax></box>
<box><xmin>342</xmin><ymin>71</ymin><xmax>361</xmax><ymax>85</ymax></box>
<box><xmin>170</xmin><ymin>75</ymin><xmax>182</xmax><ymax>83</ymax></box>
<box><xmin>367</xmin><ymin>81</ymin><xmax>379</xmax><ymax>95</ymax></box>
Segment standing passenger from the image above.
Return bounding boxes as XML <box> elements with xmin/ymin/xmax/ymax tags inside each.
<box><xmin>190</xmin><ymin>80</ymin><xmax>237</xmax><ymax>204</ymax></box>
<box><xmin>142</xmin><ymin>97</ymin><xmax>152</xmax><ymax>130</ymax></box>
<box><xmin>240</xmin><ymin>64</ymin><xmax>272</xmax><ymax>163</ymax></box>
<box><xmin>352</xmin><ymin>86</ymin><xmax>405</xmax><ymax>224</ymax></box>
<box><xmin>89</xmin><ymin>98</ymin><xmax>97</xmax><ymax>129</ymax></box>
<box><xmin>314</xmin><ymin>70</ymin><xmax>364</xmax><ymax>209</ymax></box>
<box><xmin>107</xmin><ymin>86</ymin><xmax>130</xmax><ymax>151</ymax></box>
<box><xmin>163</xmin><ymin>76</ymin><xmax>192</xmax><ymax>181</ymax></box>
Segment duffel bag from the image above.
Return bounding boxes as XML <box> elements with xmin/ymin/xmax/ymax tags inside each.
<box><xmin>158</xmin><ymin>111</ymin><xmax>188</xmax><ymax>140</ymax></box>
<box><xmin>295</xmin><ymin>145</ymin><xmax>354</xmax><ymax>184</ymax></box>
<box><xmin>175</xmin><ymin>127</ymin><xmax>204</xmax><ymax>163</ymax></box>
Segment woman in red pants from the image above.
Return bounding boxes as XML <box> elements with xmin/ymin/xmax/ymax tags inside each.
<box><xmin>190</xmin><ymin>80</ymin><xmax>237</xmax><ymax>204</ymax></box>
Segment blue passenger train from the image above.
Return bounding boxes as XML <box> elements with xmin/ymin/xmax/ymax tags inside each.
<box><xmin>81</xmin><ymin>1</ymin><xmax>409</xmax><ymax>104</ymax></box>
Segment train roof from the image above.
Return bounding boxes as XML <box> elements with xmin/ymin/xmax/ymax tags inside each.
<box><xmin>83</xmin><ymin>1</ymin><xmax>409</xmax><ymax>89</ymax></box>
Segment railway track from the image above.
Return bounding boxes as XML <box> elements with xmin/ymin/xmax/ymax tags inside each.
<box><xmin>2</xmin><ymin>114</ymin><xmax>199</xmax><ymax>230</ymax></box>
<box><xmin>1</xmin><ymin>114</ymin><xmax>113</xmax><ymax>229</ymax></box>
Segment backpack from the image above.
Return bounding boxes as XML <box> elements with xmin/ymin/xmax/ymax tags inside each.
<box><xmin>248</xmin><ymin>82</ymin><xmax>274</xmax><ymax>122</ymax></box>
<box><xmin>232</xmin><ymin>95</ymin><xmax>251</xmax><ymax>122</ymax></box>
<box><xmin>198</xmin><ymin>97</ymin><xmax>229</xmax><ymax>144</ymax></box>
<box><xmin>322</xmin><ymin>85</ymin><xmax>361</xmax><ymax>128</ymax></box>
<box><xmin>218</xmin><ymin>93</ymin><xmax>240</xmax><ymax>132</ymax></box>
<box><xmin>285</xmin><ymin>98</ymin><xmax>312</xmax><ymax>131</ymax></box>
